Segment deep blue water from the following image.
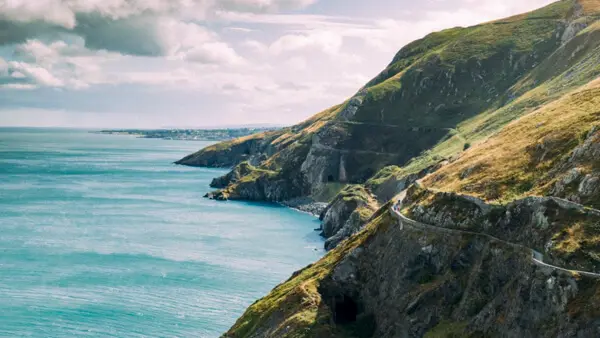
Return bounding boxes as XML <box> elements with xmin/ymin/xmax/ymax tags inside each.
<box><xmin>0</xmin><ymin>128</ymin><xmax>324</xmax><ymax>337</ymax></box>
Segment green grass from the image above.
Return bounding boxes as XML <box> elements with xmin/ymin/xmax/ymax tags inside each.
<box><xmin>314</xmin><ymin>182</ymin><xmax>348</xmax><ymax>203</ymax></box>
<box><xmin>424</xmin><ymin>321</ymin><xmax>468</xmax><ymax>338</ymax></box>
<box><xmin>364</xmin><ymin>13</ymin><xmax>600</xmax><ymax>185</ymax></box>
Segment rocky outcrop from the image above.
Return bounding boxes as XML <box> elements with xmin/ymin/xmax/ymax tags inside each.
<box><xmin>338</xmin><ymin>89</ymin><xmax>366</xmax><ymax>120</ymax></box>
<box><xmin>210</xmin><ymin>162</ymin><xmax>254</xmax><ymax>188</ymax></box>
<box><xmin>551</xmin><ymin>126</ymin><xmax>600</xmax><ymax>207</ymax></box>
<box><xmin>175</xmin><ymin>130</ymin><xmax>281</xmax><ymax>167</ymax></box>
<box><xmin>225</xmin><ymin>210</ymin><xmax>600</xmax><ymax>338</ymax></box>
<box><xmin>323</xmin><ymin>209</ymin><xmax>373</xmax><ymax>251</ymax></box>
<box><xmin>319</xmin><ymin>185</ymin><xmax>378</xmax><ymax>250</ymax></box>
<box><xmin>406</xmin><ymin>186</ymin><xmax>600</xmax><ymax>274</ymax></box>
<box><xmin>217</xmin><ymin>174</ymin><xmax>309</xmax><ymax>202</ymax></box>
<box><xmin>366</xmin><ymin>163</ymin><xmax>442</xmax><ymax>203</ymax></box>
<box><xmin>281</xmin><ymin>197</ymin><xmax>329</xmax><ymax>217</ymax></box>
<box><xmin>317</xmin><ymin>213</ymin><xmax>600</xmax><ymax>338</ymax></box>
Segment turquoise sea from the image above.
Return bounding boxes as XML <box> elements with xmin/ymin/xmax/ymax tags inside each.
<box><xmin>0</xmin><ymin>128</ymin><xmax>324</xmax><ymax>337</ymax></box>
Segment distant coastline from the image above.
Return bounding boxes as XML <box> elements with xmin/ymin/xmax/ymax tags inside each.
<box><xmin>95</xmin><ymin>127</ymin><xmax>279</xmax><ymax>141</ymax></box>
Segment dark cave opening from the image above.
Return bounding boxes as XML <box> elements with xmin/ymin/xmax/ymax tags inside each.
<box><xmin>334</xmin><ymin>295</ymin><xmax>358</xmax><ymax>324</ymax></box>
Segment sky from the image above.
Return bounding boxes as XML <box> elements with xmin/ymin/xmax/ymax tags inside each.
<box><xmin>0</xmin><ymin>0</ymin><xmax>555</xmax><ymax>128</ymax></box>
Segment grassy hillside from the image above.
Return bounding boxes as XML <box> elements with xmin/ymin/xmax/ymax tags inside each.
<box><xmin>180</xmin><ymin>0</ymin><xmax>600</xmax><ymax>207</ymax></box>
<box><xmin>220</xmin><ymin>1</ymin><xmax>600</xmax><ymax>337</ymax></box>
<box><xmin>424</xmin><ymin>78</ymin><xmax>600</xmax><ymax>206</ymax></box>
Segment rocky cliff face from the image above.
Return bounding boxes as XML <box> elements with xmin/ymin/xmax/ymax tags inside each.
<box><xmin>550</xmin><ymin>126</ymin><xmax>600</xmax><ymax>207</ymax></box>
<box><xmin>406</xmin><ymin>185</ymin><xmax>600</xmax><ymax>274</ymax></box>
<box><xmin>180</xmin><ymin>0</ymin><xmax>600</xmax><ymax>199</ymax></box>
<box><xmin>178</xmin><ymin>0</ymin><xmax>600</xmax><ymax>253</ymax></box>
<box><xmin>317</xmin><ymin>214</ymin><xmax>600</xmax><ymax>338</ymax></box>
<box><xmin>175</xmin><ymin>1</ymin><xmax>600</xmax><ymax>336</ymax></box>
<box><xmin>319</xmin><ymin>185</ymin><xmax>378</xmax><ymax>250</ymax></box>
<box><xmin>224</xmin><ymin>210</ymin><xmax>600</xmax><ymax>338</ymax></box>
<box><xmin>175</xmin><ymin>131</ymin><xmax>282</xmax><ymax>168</ymax></box>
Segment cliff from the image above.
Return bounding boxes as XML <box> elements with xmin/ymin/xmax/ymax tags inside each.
<box><xmin>179</xmin><ymin>1</ymin><xmax>600</xmax><ymax>336</ymax></box>
<box><xmin>179</xmin><ymin>0</ymin><xmax>600</xmax><ymax>248</ymax></box>
<box><xmin>223</xmin><ymin>209</ymin><xmax>600</xmax><ymax>338</ymax></box>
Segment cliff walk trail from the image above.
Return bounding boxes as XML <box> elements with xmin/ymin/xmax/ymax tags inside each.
<box><xmin>389</xmin><ymin>191</ymin><xmax>600</xmax><ymax>279</ymax></box>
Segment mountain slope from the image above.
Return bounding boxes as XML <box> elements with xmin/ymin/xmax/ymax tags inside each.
<box><xmin>180</xmin><ymin>0</ymin><xmax>598</xmax><ymax>200</ymax></box>
<box><xmin>178</xmin><ymin>0</ymin><xmax>600</xmax><ymax>249</ymax></box>
<box><xmin>213</xmin><ymin>1</ymin><xmax>600</xmax><ymax>337</ymax></box>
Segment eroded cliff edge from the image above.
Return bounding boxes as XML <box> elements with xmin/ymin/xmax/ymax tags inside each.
<box><xmin>178</xmin><ymin>0</ymin><xmax>600</xmax><ymax>251</ymax></box>
<box><xmin>223</xmin><ymin>202</ymin><xmax>600</xmax><ymax>338</ymax></box>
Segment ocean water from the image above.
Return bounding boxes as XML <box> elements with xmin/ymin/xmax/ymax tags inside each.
<box><xmin>0</xmin><ymin>128</ymin><xmax>324</xmax><ymax>337</ymax></box>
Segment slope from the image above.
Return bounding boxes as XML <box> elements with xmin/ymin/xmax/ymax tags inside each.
<box><xmin>219</xmin><ymin>1</ymin><xmax>600</xmax><ymax>337</ymax></box>
<box><xmin>178</xmin><ymin>0</ymin><xmax>600</xmax><ymax>249</ymax></box>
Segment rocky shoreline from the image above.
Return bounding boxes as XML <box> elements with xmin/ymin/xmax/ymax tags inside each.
<box><xmin>204</xmin><ymin>191</ymin><xmax>327</xmax><ymax>217</ymax></box>
<box><xmin>279</xmin><ymin>197</ymin><xmax>328</xmax><ymax>217</ymax></box>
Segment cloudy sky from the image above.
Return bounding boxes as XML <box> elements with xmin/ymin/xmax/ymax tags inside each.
<box><xmin>0</xmin><ymin>0</ymin><xmax>554</xmax><ymax>128</ymax></box>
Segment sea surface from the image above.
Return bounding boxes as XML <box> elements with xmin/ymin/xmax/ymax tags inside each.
<box><xmin>0</xmin><ymin>128</ymin><xmax>324</xmax><ymax>337</ymax></box>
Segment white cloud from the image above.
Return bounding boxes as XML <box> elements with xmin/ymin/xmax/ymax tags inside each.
<box><xmin>0</xmin><ymin>0</ymin><xmax>317</xmax><ymax>57</ymax></box>
<box><xmin>156</xmin><ymin>19</ymin><xmax>245</xmax><ymax>65</ymax></box>
<box><xmin>0</xmin><ymin>0</ymin><xmax>76</xmax><ymax>28</ymax></box>
<box><xmin>225</xmin><ymin>26</ymin><xmax>254</xmax><ymax>33</ymax></box>
<box><xmin>270</xmin><ymin>31</ymin><xmax>342</xmax><ymax>55</ymax></box>
<box><xmin>283</xmin><ymin>56</ymin><xmax>307</xmax><ymax>71</ymax></box>
<box><xmin>2</xmin><ymin>38</ymin><xmax>116</xmax><ymax>89</ymax></box>
<box><xmin>243</xmin><ymin>39</ymin><xmax>268</xmax><ymax>53</ymax></box>
<box><xmin>7</xmin><ymin>61</ymin><xmax>64</xmax><ymax>87</ymax></box>
<box><xmin>181</xmin><ymin>42</ymin><xmax>246</xmax><ymax>65</ymax></box>
<box><xmin>0</xmin><ymin>0</ymin><xmax>564</xmax><ymax>128</ymax></box>
<box><xmin>217</xmin><ymin>0</ymin><xmax>317</xmax><ymax>13</ymax></box>
<box><xmin>0</xmin><ymin>57</ymin><xmax>8</xmax><ymax>73</ymax></box>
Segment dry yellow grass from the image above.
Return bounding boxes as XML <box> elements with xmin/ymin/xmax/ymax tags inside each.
<box><xmin>554</xmin><ymin>223</ymin><xmax>585</xmax><ymax>253</ymax></box>
<box><xmin>579</xmin><ymin>0</ymin><xmax>600</xmax><ymax>14</ymax></box>
<box><xmin>425</xmin><ymin>78</ymin><xmax>600</xmax><ymax>203</ymax></box>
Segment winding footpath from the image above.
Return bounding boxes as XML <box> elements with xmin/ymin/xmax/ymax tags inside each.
<box><xmin>389</xmin><ymin>191</ymin><xmax>600</xmax><ymax>279</ymax></box>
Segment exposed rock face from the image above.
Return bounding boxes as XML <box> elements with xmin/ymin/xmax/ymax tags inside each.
<box><xmin>175</xmin><ymin>131</ymin><xmax>280</xmax><ymax>167</ymax></box>
<box><xmin>222</xmin><ymin>173</ymin><xmax>309</xmax><ymax>202</ymax></box>
<box><xmin>225</xmin><ymin>211</ymin><xmax>600</xmax><ymax>338</ymax></box>
<box><xmin>367</xmin><ymin>165</ymin><xmax>438</xmax><ymax>203</ymax></box>
<box><xmin>319</xmin><ymin>186</ymin><xmax>378</xmax><ymax>250</ymax></box>
<box><xmin>406</xmin><ymin>186</ymin><xmax>600</xmax><ymax>273</ymax></box>
<box><xmin>281</xmin><ymin>197</ymin><xmax>329</xmax><ymax>217</ymax></box>
<box><xmin>551</xmin><ymin>126</ymin><xmax>600</xmax><ymax>207</ymax></box>
<box><xmin>338</xmin><ymin>89</ymin><xmax>366</xmax><ymax>120</ymax></box>
<box><xmin>300</xmin><ymin>135</ymin><xmax>341</xmax><ymax>196</ymax></box>
<box><xmin>318</xmin><ymin>213</ymin><xmax>600</xmax><ymax>338</ymax></box>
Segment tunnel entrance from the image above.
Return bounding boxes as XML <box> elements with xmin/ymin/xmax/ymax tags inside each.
<box><xmin>327</xmin><ymin>174</ymin><xmax>335</xmax><ymax>182</ymax></box>
<box><xmin>334</xmin><ymin>295</ymin><xmax>358</xmax><ymax>324</ymax></box>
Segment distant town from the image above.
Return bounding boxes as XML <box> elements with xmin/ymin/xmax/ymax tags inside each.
<box><xmin>97</xmin><ymin>127</ymin><xmax>280</xmax><ymax>141</ymax></box>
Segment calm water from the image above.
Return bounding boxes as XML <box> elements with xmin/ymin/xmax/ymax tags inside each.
<box><xmin>0</xmin><ymin>128</ymin><xmax>323</xmax><ymax>337</ymax></box>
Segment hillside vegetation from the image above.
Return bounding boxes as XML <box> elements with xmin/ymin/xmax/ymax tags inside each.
<box><xmin>180</xmin><ymin>0</ymin><xmax>600</xmax><ymax>207</ymax></box>
<box><xmin>176</xmin><ymin>1</ymin><xmax>600</xmax><ymax>337</ymax></box>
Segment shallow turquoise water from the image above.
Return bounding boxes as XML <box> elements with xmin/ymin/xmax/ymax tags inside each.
<box><xmin>0</xmin><ymin>128</ymin><xmax>324</xmax><ymax>337</ymax></box>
